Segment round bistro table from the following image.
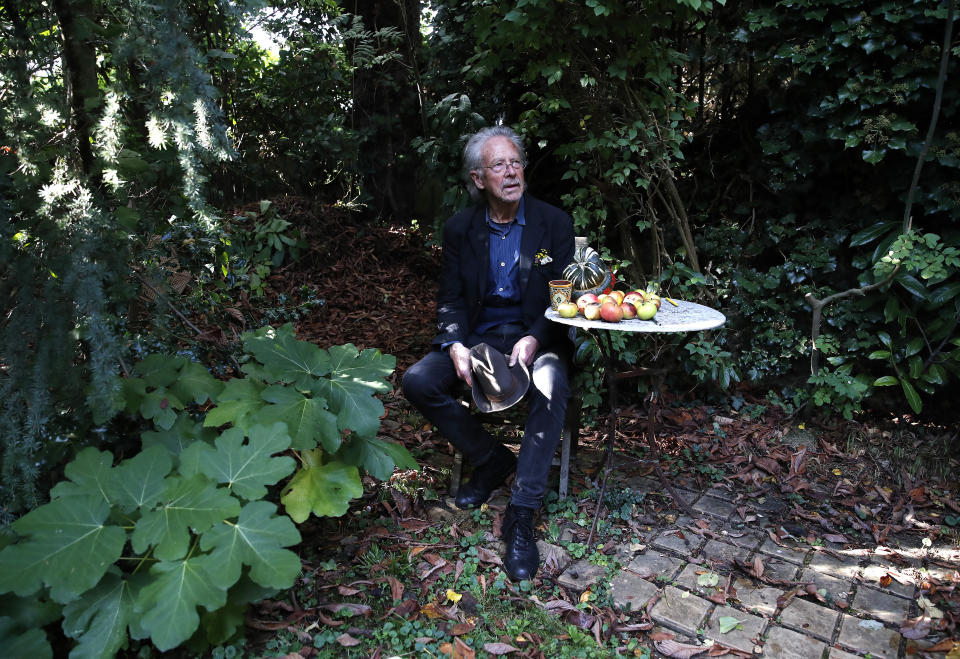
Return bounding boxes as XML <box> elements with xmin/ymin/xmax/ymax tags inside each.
<box><xmin>545</xmin><ymin>300</ymin><xmax>726</xmax><ymax>545</ymax></box>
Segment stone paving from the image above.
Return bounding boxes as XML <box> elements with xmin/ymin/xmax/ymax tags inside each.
<box><xmin>430</xmin><ymin>465</ymin><xmax>960</xmax><ymax>658</ymax></box>
<box><xmin>537</xmin><ymin>475</ymin><xmax>957</xmax><ymax>658</ymax></box>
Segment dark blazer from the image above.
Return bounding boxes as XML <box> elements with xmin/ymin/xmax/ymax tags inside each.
<box><xmin>432</xmin><ymin>194</ymin><xmax>575</xmax><ymax>351</ymax></box>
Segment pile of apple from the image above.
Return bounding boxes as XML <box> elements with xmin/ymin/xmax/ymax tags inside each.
<box><xmin>556</xmin><ymin>290</ymin><xmax>661</xmax><ymax>323</ymax></box>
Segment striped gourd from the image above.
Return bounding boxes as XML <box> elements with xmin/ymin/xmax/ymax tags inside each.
<box><xmin>562</xmin><ymin>245</ymin><xmax>612</xmax><ymax>296</ymax></box>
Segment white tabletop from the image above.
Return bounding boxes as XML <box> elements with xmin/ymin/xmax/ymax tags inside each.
<box><xmin>544</xmin><ymin>299</ymin><xmax>725</xmax><ymax>333</ymax></box>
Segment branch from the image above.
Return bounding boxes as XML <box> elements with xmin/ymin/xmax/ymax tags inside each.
<box><xmin>133</xmin><ymin>272</ymin><xmax>205</xmax><ymax>336</ymax></box>
<box><xmin>902</xmin><ymin>0</ymin><xmax>955</xmax><ymax>232</ymax></box>
<box><xmin>804</xmin><ymin>265</ymin><xmax>899</xmax><ymax>375</ymax></box>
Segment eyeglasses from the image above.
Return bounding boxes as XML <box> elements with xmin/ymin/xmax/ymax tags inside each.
<box><xmin>482</xmin><ymin>159</ymin><xmax>524</xmax><ymax>174</ymax></box>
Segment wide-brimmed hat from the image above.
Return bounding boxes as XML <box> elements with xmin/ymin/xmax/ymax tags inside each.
<box><xmin>469</xmin><ymin>343</ymin><xmax>530</xmax><ymax>413</ymax></box>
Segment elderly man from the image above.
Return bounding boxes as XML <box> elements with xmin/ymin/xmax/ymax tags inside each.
<box><xmin>402</xmin><ymin>126</ymin><xmax>575</xmax><ymax>580</ymax></box>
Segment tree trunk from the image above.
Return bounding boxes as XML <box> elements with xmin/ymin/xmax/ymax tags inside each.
<box><xmin>348</xmin><ymin>0</ymin><xmax>423</xmax><ymax>222</ymax></box>
<box><xmin>52</xmin><ymin>0</ymin><xmax>99</xmax><ymax>176</ymax></box>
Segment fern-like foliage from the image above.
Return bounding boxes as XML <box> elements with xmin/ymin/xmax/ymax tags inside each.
<box><xmin>0</xmin><ymin>1</ymin><xmax>244</xmax><ymax>516</ymax></box>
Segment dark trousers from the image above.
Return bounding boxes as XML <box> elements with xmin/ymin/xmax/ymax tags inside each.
<box><xmin>401</xmin><ymin>324</ymin><xmax>570</xmax><ymax>509</ymax></box>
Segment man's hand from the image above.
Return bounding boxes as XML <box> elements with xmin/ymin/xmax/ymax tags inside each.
<box><xmin>448</xmin><ymin>342</ymin><xmax>473</xmax><ymax>386</ymax></box>
<box><xmin>509</xmin><ymin>335</ymin><xmax>539</xmax><ymax>367</ymax></box>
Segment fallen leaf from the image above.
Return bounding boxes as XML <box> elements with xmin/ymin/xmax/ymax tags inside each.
<box><xmin>450</xmin><ymin>622</ymin><xmax>476</xmax><ymax>636</ymax></box>
<box><xmin>386</xmin><ymin>575</ymin><xmax>404</xmax><ymax>601</ymax></box>
<box><xmin>752</xmin><ymin>556</ymin><xmax>765</xmax><ymax>580</ymax></box>
<box><xmin>823</xmin><ymin>533</ymin><xmax>849</xmax><ymax>544</ymax></box>
<box><xmin>717</xmin><ymin>616</ymin><xmax>741</xmax><ymax>633</ymax></box>
<box><xmin>336</xmin><ymin>633</ymin><xmax>362</xmax><ymax>647</ymax></box>
<box><xmin>420</xmin><ymin>601</ymin><xmax>456</xmax><ymax>620</ymax></box>
<box><xmin>477</xmin><ymin>546</ymin><xmax>504</xmax><ymax>566</ymax></box>
<box><xmin>446</xmin><ymin>588</ymin><xmax>463</xmax><ymax>603</ymax></box>
<box><xmin>453</xmin><ymin>636</ymin><xmax>475</xmax><ymax>659</ymax></box>
<box><xmin>337</xmin><ymin>586</ymin><xmax>361</xmax><ymax>596</ymax></box>
<box><xmin>899</xmin><ymin>615</ymin><xmax>931</xmax><ymax>640</ymax></box>
<box><xmin>697</xmin><ymin>572</ymin><xmax>720</xmax><ymax>587</ymax></box>
<box><xmin>540</xmin><ymin>598</ymin><xmax>579</xmax><ymax>614</ymax></box>
<box><xmin>918</xmin><ymin>594</ymin><xmax>944</xmax><ymax>619</ymax></box>
<box><xmin>654</xmin><ymin>638</ymin><xmax>708</xmax><ymax>658</ymax></box>
<box><xmin>926</xmin><ymin>638</ymin><xmax>959</xmax><ymax>652</ymax></box>
<box><xmin>483</xmin><ymin>642</ymin><xmax>520</xmax><ymax>655</ymax></box>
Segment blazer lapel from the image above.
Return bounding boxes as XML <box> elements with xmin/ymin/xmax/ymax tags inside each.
<box><xmin>519</xmin><ymin>197</ymin><xmax>542</xmax><ymax>294</ymax></box>
<box><xmin>468</xmin><ymin>205</ymin><xmax>489</xmax><ymax>298</ymax></box>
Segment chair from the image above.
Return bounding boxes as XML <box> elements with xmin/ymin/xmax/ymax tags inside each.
<box><xmin>449</xmin><ymin>390</ymin><xmax>581</xmax><ymax>500</ymax></box>
<box><xmin>448</xmin><ymin>236</ymin><xmax>590</xmax><ymax>501</ymax></box>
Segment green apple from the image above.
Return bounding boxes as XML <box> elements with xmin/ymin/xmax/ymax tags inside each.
<box><xmin>557</xmin><ymin>301</ymin><xmax>579</xmax><ymax>318</ymax></box>
<box><xmin>636</xmin><ymin>301</ymin><xmax>657</xmax><ymax>320</ymax></box>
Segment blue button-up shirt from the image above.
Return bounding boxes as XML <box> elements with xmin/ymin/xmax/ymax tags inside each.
<box><xmin>475</xmin><ymin>199</ymin><xmax>526</xmax><ymax>335</ymax></box>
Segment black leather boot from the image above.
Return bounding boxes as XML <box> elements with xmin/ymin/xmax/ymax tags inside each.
<box><xmin>455</xmin><ymin>444</ymin><xmax>517</xmax><ymax>509</ymax></box>
<box><xmin>502</xmin><ymin>504</ymin><xmax>539</xmax><ymax>581</ymax></box>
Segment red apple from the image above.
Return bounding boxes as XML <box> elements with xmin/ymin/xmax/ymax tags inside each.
<box><xmin>609</xmin><ymin>290</ymin><xmax>625</xmax><ymax>305</ymax></box>
<box><xmin>576</xmin><ymin>293</ymin><xmax>599</xmax><ymax>311</ymax></box>
<box><xmin>583</xmin><ymin>302</ymin><xmax>602</xmax><ymax>320</ymax></box>
<box><xmin>600</xmin><ymin>301</ymin><xmax>623</xmax><ymax>323</ymax></box>
<box><xmin>623</xmin><ymin>292</ymin><xmax>644</xmax><ymax>307</ymax></box>
<box><xmin>620</xmin><ymin>302</ymin><xmax>637</xmax><ymax>320</ymax></box>
<box><xmin>645</xmin><ymin>293</ymin><xmax>661</xmax><ymax>309</ymax></box>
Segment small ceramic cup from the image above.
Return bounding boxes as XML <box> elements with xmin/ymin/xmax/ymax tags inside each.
<box><xmin>549</xmin><ymin>279</ymin><xmax>573</xmax><ymax>311</ymax></box>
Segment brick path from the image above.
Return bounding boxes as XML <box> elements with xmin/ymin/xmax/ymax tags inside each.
<box><xmin>436</xmin><ymin>471</ymin><xmax>960</xmax><ymax>658</ymax></box>
<box><xmin>547</xmin><ymin>475</ymin><xmax>957</xmax><ymax>658</ymax></box>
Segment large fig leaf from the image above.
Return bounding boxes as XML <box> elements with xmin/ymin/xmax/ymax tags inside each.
<box><xmin>170</xmin><ymin>360</ymin><xmax>224</xmax><ymax>405</ymax></box>
<box><xmin>132</xmin><ymin>476</ymin><xmax>241</xmax><ymax>560</ymax></box>
<box><xmin>0</xmin><ymin>495</ymin><xmax>125</xmax><ymax>603</ymax></box>
<box><xmin>62</xmin><ymin>569</ymin><xmax>144</xmax><ymax>659</ymax></box>
<box><xmin>314</xmin><ymin>344</ymin><xmax>395</xmax><ymax>439</ymax></box>
<box><xmin>314</xmin><ymin>378</ymin><xmax>384</xmax><ymax>439</ymax></box>
<box><xmin>251</xmin><ymin>385</ymin><xmax>339</xmax><ymax>451</ymax></box>
<box><xmin>49</xmin><ymin>447</ymin><xmax>116</xmax><ymax>503</ymax></box>
<box><xmin>106</xmin><ymin>445</ymin><xmax>173</xmax><ymax>513</ymax></box>
<box><xmin>142</xmin><ymin>414</ymin><xmax>217</xmax><ymax>457</ymax></box>
<box><xmin>338</xmin><ymin>435</ymin><xmax>419</xmax><ymax>481</ymax></box>
<box><xmin>281</xmin><ymin>452</ymin><xmax>363</xmax><ymax>522</ymax></box>
<box><xmin>140</xmin><ymin>388</ymin><xmax>184</xmax><ymax>430</ymax></box>
<box><xmin>180</xmin><ymin>424</ymin><xmax>295</xmax><ymax>500</ymax></box>
<box><xmin>200</xmin><ymin>501</ymin><xmax>302</xmax><ymax>590</ymax></box>
<box><xmin>242</xmin><ymin>324</ymin><xmax>331</xmax><ymax>387</ymax></box>
<box><xmin>326</xmin><ymin>344</ymin><xmax>395</xmax><ymax>393</ymax></box>
<box><xmin>0</xmin><ymin>618</ymin><xmax>52</xmax><ymax>659</ymax></box>
<box><xmin>135</xmin><ymin>554</ymin><xmax>228</xmax><ymax>651</ymax></box>
<box><xmin>133</xmin><ymin>354</ymin><xmax>185</xmax><ymax>388</ymax></box>
<box><xmin>203</xmin><ymin>377</ymin><xmax>265</xmax><ymax>429</ymax></box>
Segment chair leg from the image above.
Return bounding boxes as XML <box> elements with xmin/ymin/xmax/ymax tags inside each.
<box><xmin>558</xmin><ymin>394</ymin><xmax>582</xmax><ymax>500</ymax></box>
<box><xmin>451</xmin><ymin>448</ymin><xmax>463</xmax><ymax>498</ymax></box>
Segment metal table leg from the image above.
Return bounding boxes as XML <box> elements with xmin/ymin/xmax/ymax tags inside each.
<box><xmin>585</xmin><ymin>329</ymin><xmax>693</xmax><ymax>548</ymax></box>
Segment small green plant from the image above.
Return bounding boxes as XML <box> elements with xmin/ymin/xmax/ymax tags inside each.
<box><xmin>221</xmin><ymin>200</ymin><xmax>305</xmax><ymax>297</ymax></box>
<box><xmin>804</xmin><ymin>365</ymin><xmax>871</xmax><ymax>420</ymax></box>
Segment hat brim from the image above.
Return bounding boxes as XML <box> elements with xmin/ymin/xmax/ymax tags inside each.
<box><xmin>472</xmin><ymin>356</ymin><xmax>530</xmax><ymax>413</ymax></box>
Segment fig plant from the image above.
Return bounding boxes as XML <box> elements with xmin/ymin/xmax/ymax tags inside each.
<box><xmin>0</xmin><ymin>324</ymin><xmax>416</xmax><ymax>656</ymax></box>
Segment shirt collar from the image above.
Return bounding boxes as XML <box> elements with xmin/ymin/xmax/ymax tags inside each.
<box><xmin>485</xmin><ymin>197</ymin><xmax>526</xmax><ymax>231</ymax></box>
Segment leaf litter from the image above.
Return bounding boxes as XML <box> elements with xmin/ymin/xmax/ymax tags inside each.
<box><xmin>225</xmin><ymin>198</ymin><xmax>960</xmax><ymax>657</ymax></box>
